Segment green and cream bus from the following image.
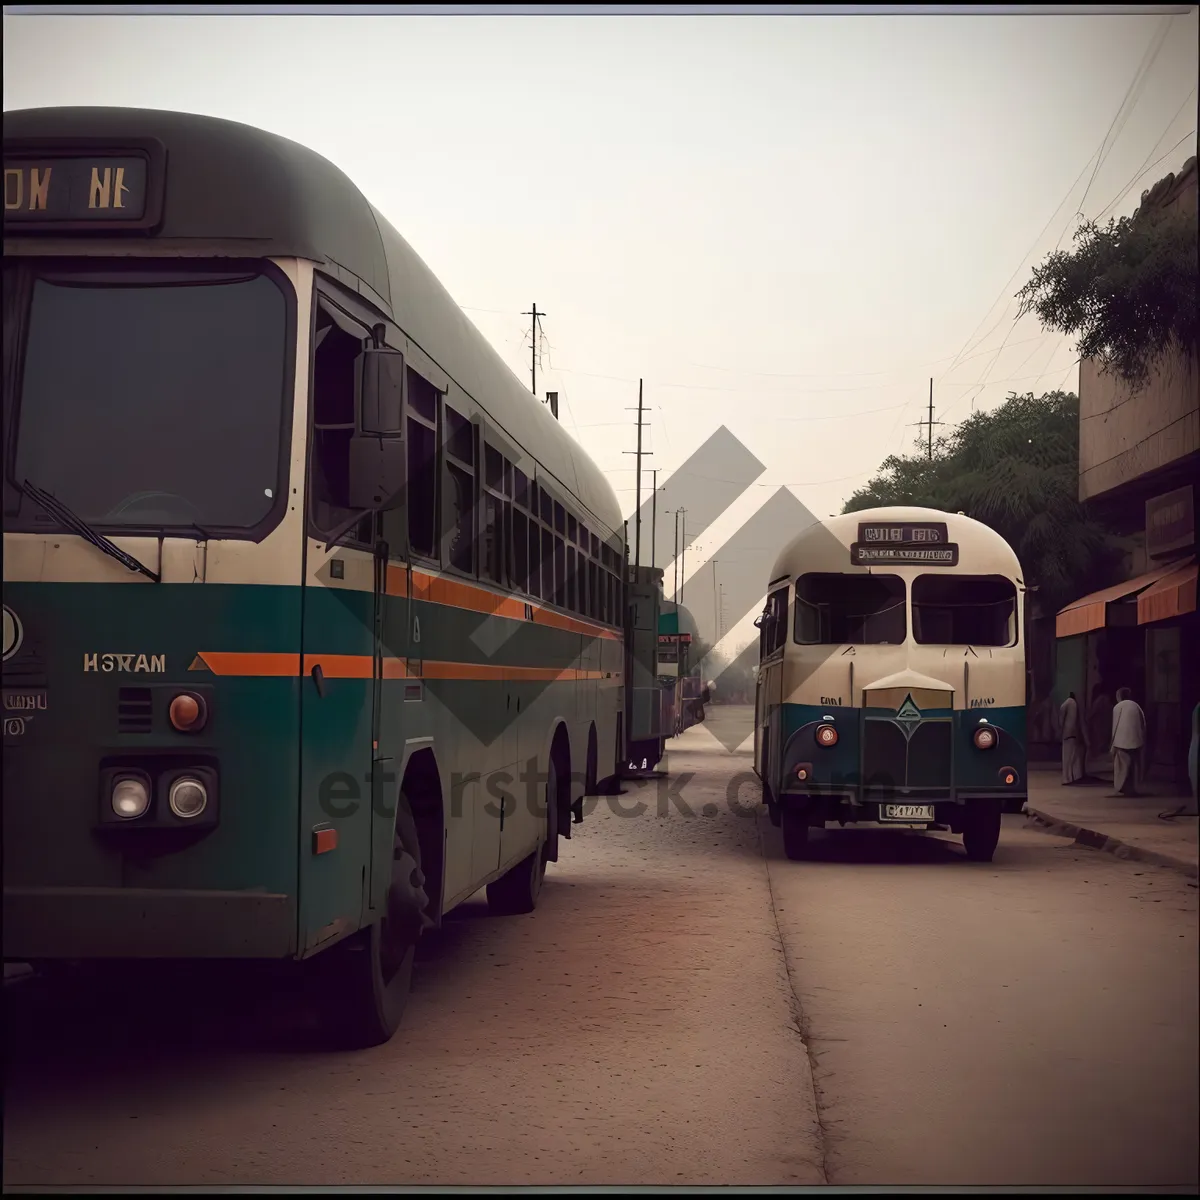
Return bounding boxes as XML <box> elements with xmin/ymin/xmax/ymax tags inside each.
<box><xmin>754</xmin><ymin>507</ymin><xmax>1027</xmax><ymax>863</ymax></box>
<box><xmin>3</xmin><ymin>107</ymin><xmax>629</xmax><ymax>1047</ymax></box>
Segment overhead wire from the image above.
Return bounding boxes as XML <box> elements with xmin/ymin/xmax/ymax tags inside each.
<box><xmin>936</xmin><ymin>14</ymin><xmax>1177</xmax><ymax>427</ymax></box>
<box><xmin>931</xmin><ymin>14</ymin><xmax>1176</xmax><ymax>398</ymax></box>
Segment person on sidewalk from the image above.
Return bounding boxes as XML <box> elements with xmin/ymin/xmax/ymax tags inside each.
<box><xmin>1109</xmin><ymin>687</ymin><xmax>1146</xmax><ymax>797</ymax></box>
<box><xmin>1059</xmin><ymin>691</ymin><xmax>1088</xmax><ymax>785</ymax></box>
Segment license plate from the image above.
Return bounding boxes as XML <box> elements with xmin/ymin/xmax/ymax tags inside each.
<box><xmin>881</xmin><ymin>804</ymin><xmax>935</xmax><ymax>821</ymax></box>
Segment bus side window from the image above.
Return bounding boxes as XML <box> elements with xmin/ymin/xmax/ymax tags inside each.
<box><xmin>310</xmin><ymin>314</ymin><xmax>370</xmax><ymax>545</ymax></box>
<box><xmin>443</xmin><ymin>405</ymin><xmax>476</xmax><ymax>574</ymax></box>
<box><xmin>405</xmin><ymin>369</ymin><xmax>439</xmax><ymax>559</ymax></box>
<box><xmin>770</xmin><ymin>588</ymin><xmax>789</xmax><ymax>654</ymax></box>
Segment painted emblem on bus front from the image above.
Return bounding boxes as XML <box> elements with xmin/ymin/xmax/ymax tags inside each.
<box><xmin>895</xmin><ymin>695</ymin><xmax>921</xmax><ymax>723</ymax></box>
<box><xmin>83</xmin><ymin>653</ymin><xmax>166</xmax><ymax>673</ymax></box>
<box><xmin>3</xmin><ymin>606</ymin><xmax>23</xmax><ymax>662</ymax></box>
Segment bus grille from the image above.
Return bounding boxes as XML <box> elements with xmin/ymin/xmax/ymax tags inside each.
<box><xmin>863</xmin><ymin>719</ymin><xmax>952</xmax><ymax>792</ymax></box>
<box><xmin>118</xmin><ymin>687</ymin><xmax>154</xmax><ymax>734</ymax></box>
<box><xmin>906</xmin><ymin>721</ymin><xmax>952</xmax><ymax>788</ymax></box>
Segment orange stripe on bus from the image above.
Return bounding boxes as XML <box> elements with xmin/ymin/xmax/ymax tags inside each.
<box><xmin>192</xmin><ymin>653</ymin><xmax>610</xmax><ymax>682</ymax></box>
<box><xmin>378</xmin><ymin>563</ymin><xmax>619</xmax><ymax>641</ymax></box>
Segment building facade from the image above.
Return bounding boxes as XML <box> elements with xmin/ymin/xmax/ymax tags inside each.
<box><xmin>1055</xmin><ymin>156</ymin><xmax>1198</xmax><ymax>785</ymax></box>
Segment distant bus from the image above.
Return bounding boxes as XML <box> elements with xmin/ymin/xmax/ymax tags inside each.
<box><xmin>657</xmin><ymin>600</ymin><xmax>702</xmax><ymax>736</ymax></box>
<box><xmin>3</xmin><ymin>107</ymin><xmax>630</xmax><ymax>1047</ymax></box>
<box><xmin>754</xmin><ymin>507</ymin><xmax>1026</xmax><ymax>863</ymax></box>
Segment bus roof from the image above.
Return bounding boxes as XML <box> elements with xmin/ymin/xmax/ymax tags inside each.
<box><xmin>3</xmin><ymin>105</ymin><xmax>622</xmax><ymax>538</ymax></box>
<box><xmin>659</xmin><ymin>600</ymin><xmax>700</xmax><ymax>640</ymax></box>
<box><xmin>769</xmin><ymin>506</ymin><xmax>1022</xmax><ymax>582</ymax></box>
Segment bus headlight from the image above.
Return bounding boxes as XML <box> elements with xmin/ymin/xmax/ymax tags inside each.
<box><xmin>112</xmin><ymin>776</ymin><xmax>151</xmax><ymax>819</ymax></box>
<box><xmin>169</xmin><ymin>777</ymin><xmax>208</xmax><ymax>819</ymax></box>
<box><xmin>815</xmin><ymin>724</ymin><xmax>838</xmax><ymax>748</ymax></box>
<box><xmin>973</xmin><ymin>725</ymin><xmax>997</xmax><ymax>750</ymax></box>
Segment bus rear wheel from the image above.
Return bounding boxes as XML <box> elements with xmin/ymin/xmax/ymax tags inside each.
<box><xmin>314</xmin><ymin>807</ymin><xmax>429</xmax><ymax>1049</ymax></box>
<box><xmin>781</xmin><ymin>803</ymin><xmax>809</xmax><ymax>861</ymax></box>
<box><xmin>962</xmin><ymin>799</ymin><xmax>1002</xmax><ymax>862</ymax></box>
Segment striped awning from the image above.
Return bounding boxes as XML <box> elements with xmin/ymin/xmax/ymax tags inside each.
<box><xmin>1137</xmin><ymin>558</ymin><xmax>1198</xmax><ymax>625</ymax></box>
<box><xmin>1055</xmin><ymin>560</ymin><xmax>1186</xmax><ymax>638</ymax></box>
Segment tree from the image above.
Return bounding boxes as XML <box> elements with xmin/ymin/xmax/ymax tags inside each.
<box><xmin>843</xmin><ymin>390</ymin><xmax>1116</xmax><ymax>611</ymax></box>
<box><xmin>1015</xmin><ymin>161</ymin><xmax>1198</xmax><ymax>392</ymax></box>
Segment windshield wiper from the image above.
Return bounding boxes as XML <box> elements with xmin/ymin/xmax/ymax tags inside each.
<box><xmin>19</xmin><ymin>480</ymin><xmax>161</xmax><ymax>583</ymax></box>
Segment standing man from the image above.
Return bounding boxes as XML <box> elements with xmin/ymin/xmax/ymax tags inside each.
<box><xmin>1110</xmin><ymin>687</ymin><xmax>1147</xmax><ymax>797</ymax></box>
<box><xmin>1060</xmin><ymin>691</ymin><xmax>1088</xmax><ymax>785</ymax></box>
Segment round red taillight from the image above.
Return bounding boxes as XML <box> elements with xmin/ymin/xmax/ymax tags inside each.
<box><xmin>815</xmin><ymin>724</ymin><xmax>838</xmax><ymax>747</ymax></box>
<box><xmin>973</xmin><ymin>725</ymin><xmax>997</xmax><ymax>750</ymax></box>
<box><xmin>169</xmin><ymin>692</ymin><xmax>207</xmax><ymax>733</ymax></box>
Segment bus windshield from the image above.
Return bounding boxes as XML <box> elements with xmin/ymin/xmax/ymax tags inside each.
<box><xmin>3</xmin><ymin>263</ymin><xmax>290</xmax><ymax>535</ymax></box>
<box><xmin>794</xmin><ymin>573</ymin><xmax>906</xmax><ymax>645</ymax></box>
<box><xmin>912</xmin><ymin>574</ymin><xmax>1018</xmax><ymax>646</ymax></box>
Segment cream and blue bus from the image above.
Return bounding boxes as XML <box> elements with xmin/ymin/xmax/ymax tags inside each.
<box><xmin>753</xmin><ymin>507</ymin><xmax>1026</xmax><ymax>863</ymax></box>
<box><xmin>3</xmin><ymin>107</ymin><xmax>629</xmax><ymax>1047</ymax></box>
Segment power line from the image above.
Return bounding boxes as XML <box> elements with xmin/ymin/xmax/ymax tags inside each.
<box><xmin>1096</xmin><ymin>125</ymin><xmax>1198</xmax><ymax>221</ymax></box>
<box><xmin>939</xmin><ymin>18</ymin><xmax>1179</xmax><ymax>425</ymax></box>
<box><xmin>1072</xmin><ymin>14</ymin><xmax>1173</xmax><ymax>229</ymax></box>
<box><xmin>933</xmin><ymin>17</ymin><xmax>1178</xmax><ymax>392</ymax></box>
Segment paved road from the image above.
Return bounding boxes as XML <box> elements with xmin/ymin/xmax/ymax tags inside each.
<box><xmin>4</xmin><ymin>706</ymin><xmax>1197</xmax><ymax>1189</ymax></box>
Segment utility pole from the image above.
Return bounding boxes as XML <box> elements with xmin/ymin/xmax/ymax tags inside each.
<box><xmin>622</xmin><ymin>380</ymin><xmax>651</xmax><ymax>571</ymax></box>
<box><xmin>679</xmin><ymin>509</ymin><xmax>687</xmax><ymax>608</ymax></box>
<box><xmin>711</xmin><ymin>559</ymin><xmax>719</xmax><ymax>644</ymax></box>
<box><xmin>522</xmin><ymin>303</ymin><xmax>544</xmax><ymax>398</ymax></box>
<box><xmin>926</xmin><ymin>378</ymin><xmax>941</xmax><ymax>459</ymax></box>
<box><xmin>673</xmin><ymin>510</ymin><xmax>680</xmax><ymax>605</ymax></box>
<box><xmin>650</xmin><ymin>469</ymin><xmax>658</xmax><ymax>571</ymax></box>
<box><xmin>910</xmin><ymin>377</ymin><xmax>942</xmax><ymax>459</ymax></box>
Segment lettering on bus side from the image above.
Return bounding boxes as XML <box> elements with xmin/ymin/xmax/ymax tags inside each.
<box><xmin>969</xmin><ymin>696</ymin><xmax>995</xmax><ymax>708</ymax></box>
<box><xmin>819</xmin><ymin>696</ymin><xmax>843</xmax><ymax>707</ymax></box>
<box><xmin>83</xmin><ymin>653</ymin><xmax>166</xmax><ymax>673</ymax></box>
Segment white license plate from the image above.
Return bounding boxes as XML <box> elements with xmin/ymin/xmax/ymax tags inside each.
<box><xmin>881</xmin><ymin>804</ymin><xmax>935</xmax><ymax>821</ymax></box>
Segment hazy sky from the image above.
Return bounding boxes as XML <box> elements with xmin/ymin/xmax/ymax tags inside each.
<box><xmin>4</xmin><ymin>6</ymin><xmax>1197</xmax><ymax>651</ymax></box>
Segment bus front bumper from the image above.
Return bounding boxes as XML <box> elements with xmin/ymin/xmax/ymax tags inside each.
<box><xmin>3</xmin><ymin>887</ymin><xmax>296</xmax><ymax>960</ymax></box>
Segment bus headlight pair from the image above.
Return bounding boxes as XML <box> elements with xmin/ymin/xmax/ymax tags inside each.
<box><xmin>111</xmin><ymin>774</ymin><xmax>208</xmax><ymax>820</ymax></box>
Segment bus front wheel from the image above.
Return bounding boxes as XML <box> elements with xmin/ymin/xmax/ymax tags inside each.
<box><xmin>781</xmin><ymin>803</ymin><xmax>809</xmax><ymax>861</ymax></box>
<box><xmin>962</xmin><ymin>799</ymin><xmax>1002</xmax><ymax>862</ymax></box>
<box><xmin>314</xmin><ymin>807</ymin><xmax>429</xmax><ymax>1048</ymax></box>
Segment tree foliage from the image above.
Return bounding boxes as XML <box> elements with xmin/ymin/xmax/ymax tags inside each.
<box><xmin>1015</xmin><ymin>168</ymin><xmax>1198</xmax><ymax>392</ymax></box>
<box><xmin>843</xmin><ymin>390</ymin><xmax>1116</xmax><ymax>610</ymax></box>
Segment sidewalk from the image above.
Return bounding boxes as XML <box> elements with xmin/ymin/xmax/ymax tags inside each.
<box><xmin>1024</xmin><ymin>768</ymin><xmax>1199</xmax><ymax>879</ymax></box>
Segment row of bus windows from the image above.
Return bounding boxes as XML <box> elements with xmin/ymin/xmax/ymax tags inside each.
<box><xmin>758</xmin><ymin>573</ymin><xmax>1019</xmax><ymax>655</ymax></box>
<box><xmin>310</xmin><ymin>313</ymin><xmax>624</xmax><ymax>625</ymax></box>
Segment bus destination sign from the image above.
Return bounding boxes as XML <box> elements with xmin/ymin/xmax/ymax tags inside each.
<box><xmin>4</xmin><ymin>156</ymin><xmax>149</xmax><ymax>226</ymax></box>
<box><xmin>851</xmin><ymin>542</ymin><xmax>960</xmax><ymax>566</ymax></box>
<box><xmin>857</xmin><ymin>521</ymin><xmax>948</xmax><ymax>545</ymax></box>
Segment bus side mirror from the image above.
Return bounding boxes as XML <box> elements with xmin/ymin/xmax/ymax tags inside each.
<box><xmin>360</xmin><ymin>346</ymin><xmax>405</xmax><ymax>435</ymax></box>
<box><xmin>349</xmin><ymin>435</ymin><xmax>406</xmax><ymax>511</ymax></box>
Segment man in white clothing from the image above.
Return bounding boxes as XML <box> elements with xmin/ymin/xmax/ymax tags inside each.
<box><xmin>1110</xmin><ymin>687</ymin><xmax>1147</xmax><ymax>797</ymax></box>
<box><xmin>1060</xmin><ymin>691</ymin><xmax>1088</xmax><ymax>784</ymax></box>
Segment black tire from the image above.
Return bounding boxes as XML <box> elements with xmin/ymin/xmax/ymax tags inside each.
<box><xmin>781</xmin><ymin>804</ymin><xmax>809</xmax><ymax>861</ymax></box>
<box><xmin>962</xmin><ymin>799</ymin><xmax>1003</xmax><ymax>862</ymax></box>
<box><xmin>585</xmin><ymin>729</ymin><xmax>598</xmax><ymax>797</ymax></box>
<box><xmin>487</xmin><ymin>757</ymin><xmax>553</xmax><ymax>915</ymax></box>
<box><xmin>313</xmin><ymin>799</ymin><xmax>430</xmax><ymax>1049</ymax></box>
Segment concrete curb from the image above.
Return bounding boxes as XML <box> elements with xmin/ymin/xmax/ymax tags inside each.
<box><xmin>1024</xmin><ymin>806</ymin><xmax>1199</xmax><ymax>880</ymax></box>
